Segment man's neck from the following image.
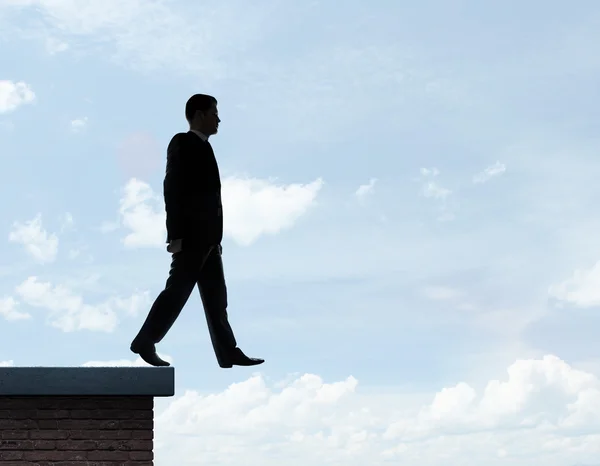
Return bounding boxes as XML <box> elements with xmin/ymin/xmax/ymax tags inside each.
<box><xmin>189</xmin><ymin>128</ymin><xmax>208</xmax><ymax>141</ymax></box>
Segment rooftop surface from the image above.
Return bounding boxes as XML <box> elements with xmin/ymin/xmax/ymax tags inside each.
<box><xmin>0</xmin><ymin>367</ymin><xmax>175</xmax><ymax>396</ymax></box>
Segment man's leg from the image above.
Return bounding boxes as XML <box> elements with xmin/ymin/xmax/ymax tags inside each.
<box><xmin>132</xmin><ymin>249</ymin><xmax>200</xmax><ymax>360</ymax></box>
<box><xmin>196</xmin><ymin>245</ymin><xmax>238</xmax><ymax>366</ymax></box>
<box><xmin>197</xmin><ymin>245</ymin><xmax>264</xmax><ymax>368</ymax></box>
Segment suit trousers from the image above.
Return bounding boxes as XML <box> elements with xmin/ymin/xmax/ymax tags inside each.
<box><xmin>134</xmin><ymin>243</ymin><xmax>237</xmax><ymax>365</ymax></box>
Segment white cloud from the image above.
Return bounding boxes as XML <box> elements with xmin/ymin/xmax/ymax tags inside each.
<box><xmin>0</xmin><ymin>0</ymin><xmax>269</xmax><ymax>79</ymax></box>
<box><xmin>549</xmin><ymin>260</ymin><xmax>600</xmax><ymax>307</ymax></box>
<box><xmin>60</xmin><ymin>212</ymin><xmax>74</xmax><ymax>232</ymax></box>
<box><xmin>0</xmin><ymin>360</ymin><xmax>14</xmax><ymax>367</ymax></box>
<box><xmin>0</xmin><ymin>1</ymin><xmax>446</xmax><ymax>145</ymax></box>
<box><xmin>420</xmin><ymin>167</ymin><xmax>440</xmax><ymax>177</ymax></box>
<box><xmin>420</xmin><ymin>167</ymin><xmax>451</xmax><ymax>200</ymax></box>
<box><xmin>386</xmin><ymin>354</ymin><xmax>600</xmax><ymax>438</ymax></box>
<box><xmin>154</xmin><ymin>355</ymin><xmax>600</xmax><ymax>465</ymax></box>
<box><xmin>245</xmin><ymin>41</ymin><xmax>446</xmax><ymax>143</ymax></box>
<box><xmin>70</xmin><ymin>250</ymin><xmax>91</xmax><ymax>263</ymax></box>
<box><xmin>66</xmin><ymin>242</ymin><xmax>93</xmax><ymax>263</ymax></box>
<box><xmin>8</xmin><ymin>214</ymin><xmax>59</xmax><ymax>263</ymax></box>
<box><xmin>422</xmin><ymin>182</ymin><xmax>451</xmax><ymax>200</ymax></box>
<box><xmin>222</xmin><ymin>176</ymin><xmax>324</xmax><ymax>245</ymax></box>
<box><xmin>0</xmin><ymin>296</ymin><xmax>31</xmax><ymax>321</ymax></box>
<box><xmin>82</xmin><ymin>354</ymin><xmax>173</xmax><ymax>367</ymax></box>
<box><xmin>117</xmin><ymin>176</ymin><xmax>323</xmax><ymax>248</ymax></box>
<box><xmin>70</xmin><ymin>117</ymin><xmax>88</xmax><ymax>132</ymax></box>
<box><xmin>0</xmin><ymin>80</ymin><xmax>35</xmax><ymax>113</ymax></box>
<box><xmin>118</xmin><ymin>178</ymin><xmax>166</xmax><ymax>248</ymax></box>
<box><xmin>419</xmin><ymin>167</ymin><xmax>455</xmax><ymax>221</ymax></box>
<box><xmin>14</xmin><ymin>277</ymin><xmax>148</xmax><ymax>332</ymax></box>
<box><xmin>473</xmin><ymin>161</ymin><xmax>507</xmax><ymax>184</ymax></box>
<box><xmin>421</xmin><ymin>286</ymin><xmax>464</xmax><ymax>301</ymax></box>
<box><xmin>45</xmin><ymin>37</ymin><xmax>68</xmax><ymax>54</ymax></box>
<box><xmin>109</xmin><ymin>289</ymin><xmax>151</xmax><ymax>317</ymax></box>
<box><xmin>355</xmin><ymin>178</ymin><xmax>377</xmax><ymax>203</ymax></box>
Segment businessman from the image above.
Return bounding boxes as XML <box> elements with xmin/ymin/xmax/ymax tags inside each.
<box><xmin>130</xmin><ymin>94</ymin><xmax>264</xmax><ymax>368</ymax></box>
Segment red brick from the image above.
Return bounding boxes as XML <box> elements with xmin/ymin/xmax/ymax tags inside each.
<box><xmin>29</xmin><ymin>429</ymin><xmax>69</xmax><ymax>440</ymax></box>
<box><xmin>116</xmin><ymin>420</ymin><xmax>153</xmax><ymax>430</ymax></box>
<box><xmin>70</xmin><ymin>429</ymin><xmax>132</xmax><ymax>440</ymax></box>
<box><xmin>47</xmin><ymin>463</ymin><xmax>120</xmax><ymax>466</ymax></box>
<box><xmin>65</xmin><ymin>409</ymin><xmax>93</xmax><ymax>419</ymax></box>
<box><xmin>92</xmin><ymin>439</ymin><xmax>152</xmax><ymax>451</ymax></box>
<box><xmin>1</xmin><ymin>430</ymin><xmax>28</xmax><ymax>439</ymax></box>
<box><xmin>37</xmin><ymin>419</ymin><xmax>59</xmax><ymax>429</ymax></box>
<box><xmin>0</xmin><ymin>439</ymin><xmax>34</xmax><ymax>449</ymax></box>
<box><xmin>55</xmin><ymin>439</ymin><xmax>97</xmax><ymax>450</ymax></box>
<box><xmin>132</xmin><ymin>410</ymin><xmax>153</xmax><ymax>420</ymax></box>
<box><xmin>35</xmin><ymin>409</ymin><xmax>70</xmax><ymax>419</ymax></box>
<box><xmin>87</xmin><ymin>449</ymin><xmax>130</xmax><ymax>461</ymax></box>
<box><xmin>32</xmin><ymin>440</ymin><xmax>55</xmax><ymax>449</ymax></box>
<box><xmin>57</xmin><ymin>419</ymin><xmax>152</xmax><ymax>430</ymax></box>
<box><xmin>25</xmin><ymin>449</ymin><xmax>91</xmax><ymax>461</ymax></box>
<box><xmin>70</xmin><ymin>409</ymin><xmax>135</xmax><ymax>420</ymax></box>
<box><xmin>40</xmin><ymin>463</ymin><xmax>94</xmax><ymax>466</ymax></box>
<box><xmin>2</xmin><ymin>409</ymin><xmax>36</xmax><ymax>419</ymax></box>
<box><xmin>130</xmin><ymin>450</ymin><xmax>153</xmax><ymax>460</ymax></box>
<box><xmin>2</xmin><ymin>396</ymin><xmax>150</xmax><ymax>410</ymax></box>
<box><xmin>0</xmin><ymin>395</ymin><xmax>156</xmax><ymax>465</ymax></box>
<box><xmin>131</xmin><ymin>429</ymin><xmax>153</xmax><ymax>439</ymax></box>
<box><xmin>0</xmin><ymin>450</ymin><xmax>23</xmax><ymax>460</ymax></box>
<box><xmin>0</xmin><ymin>419</ymin><xmax>38</xmax><ymax>429</ymax></box>
<box><xmin>0</xmin><ymin>398</ymin><xmax>37</xmax><ymax>409</ymax></box>
<box><xmin>56</xmin><ymin>419</ymin><xmax>97</xmax><ymax>429</ymax></box>
<box><xmin>24</xmin><ymin>449</ymin><xmax>87</xmax><ymax>461</ymax></box>
<box><xmin>129</xmin><ymin>439</ymin><xmax>153</xmax><ymax>451</ymax></box>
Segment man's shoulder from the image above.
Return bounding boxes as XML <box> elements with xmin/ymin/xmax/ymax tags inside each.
<box><xmin>167</xmin><ymin>132</ymin><xmax>195</xmax><ymax>154</ymax></box>
<box><xmin>169</xmin><ymin>131</ymin><xmax>194</xmax><ymax>145</ymax></box>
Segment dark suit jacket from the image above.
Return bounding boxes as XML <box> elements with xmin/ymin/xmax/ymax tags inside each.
<box><xmin>163</xmin><ymin>131</ymin><xmax>223</xmax><ymax>246</ymax></box>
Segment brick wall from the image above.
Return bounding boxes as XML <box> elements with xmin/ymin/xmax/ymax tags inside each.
<box><xmin>0</xmin><ymin>395</ymin><xmax>154</xmax><ymax>466</ymax></box>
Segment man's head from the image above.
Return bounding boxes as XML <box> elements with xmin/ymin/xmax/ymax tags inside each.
<box><xmin>185</xmin><ymin>94</ymin><xmax>220</xmax><ymax>136</ymax></box>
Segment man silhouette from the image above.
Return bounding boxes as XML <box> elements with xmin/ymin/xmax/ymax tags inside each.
<box><xmin>130</xmin><ymin>94</ymin><xmax>264</xmax><ymax>368</ymax></box>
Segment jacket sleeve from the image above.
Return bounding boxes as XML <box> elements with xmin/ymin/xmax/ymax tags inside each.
<box><xmin>163</xmin><ymin>133</ymin><xmax>189</xmax><ymax>240</ymax></box>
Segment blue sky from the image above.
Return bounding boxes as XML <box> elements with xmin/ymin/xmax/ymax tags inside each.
<box><xmin>2</xmin><ymin>0</ymin><xmax>600</xmax><ymax>464</ymax></box>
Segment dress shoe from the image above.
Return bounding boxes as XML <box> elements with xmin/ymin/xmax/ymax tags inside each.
<box><xmin>219</xmin><ymin>347</ymin><xmax>264</xmax><ymax>368</ymax></box>
<box><xmin>130</xmin><ymin>339</ymin><xmax>170</xmax><ymax>367</ymax></box>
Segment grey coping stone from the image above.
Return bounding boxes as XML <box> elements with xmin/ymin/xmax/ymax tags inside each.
<box><xmin>0</xmin><ymin>367</ymin><xmax>174</xmax><ymax>397</ymax></box>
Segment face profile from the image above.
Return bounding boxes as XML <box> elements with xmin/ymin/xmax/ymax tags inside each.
<box><xmin>193</xmin><ymin>102</ymin><xmax>220</xmax><ymax>136</ymax></box>
<box><xmin>205</xmin><ymin>103</ymin><xmax>220</xmax><ymax>135</ymax></box>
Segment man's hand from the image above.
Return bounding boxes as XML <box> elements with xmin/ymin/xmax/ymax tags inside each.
<box><xmin>167</xmin><ymin>239</ymin><xmax>183</xmax><ymax>254</ymax></box>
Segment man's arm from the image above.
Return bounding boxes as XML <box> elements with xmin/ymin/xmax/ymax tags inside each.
<box><xmin>163</xmin><ymin>133</ymin><xmax>190</xmax><ymax>242</ymax></box>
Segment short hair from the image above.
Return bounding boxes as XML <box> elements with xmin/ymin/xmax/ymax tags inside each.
<box><xmin>185</xmin><ymin>94</ymin><xmax>217</xmax><ymax>123</ymax></box>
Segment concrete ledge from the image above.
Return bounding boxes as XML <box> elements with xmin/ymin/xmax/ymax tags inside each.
<box><xmin>0</xmin><ymin>367</ymin><xmax>174</xmax><ymax>396</ymax></box>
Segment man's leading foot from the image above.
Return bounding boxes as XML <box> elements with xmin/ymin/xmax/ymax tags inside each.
<box><xmin>130</xmin><ymin>340</ymin><xmax>170</xmax><ymax>367</ymax></box>
<box><xmin>220</xmin><ymin>347</ymin><xmax>264</xmax><ymax>368</ymax></box>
